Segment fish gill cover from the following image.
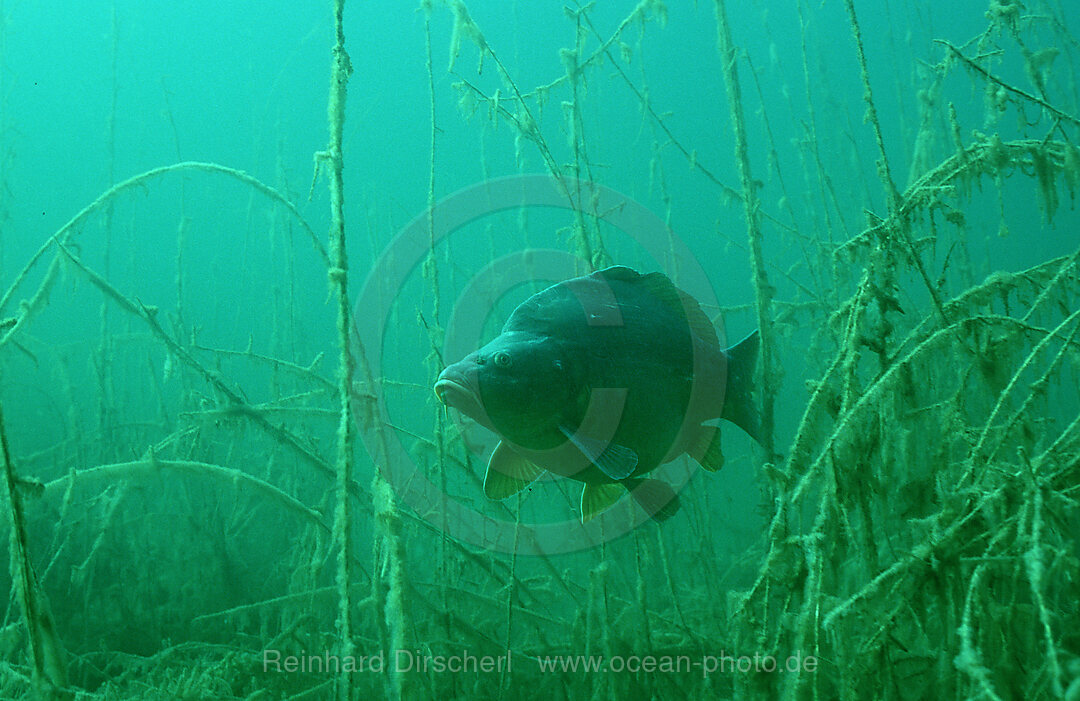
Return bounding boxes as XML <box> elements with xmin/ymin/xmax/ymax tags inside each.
<box><xmin>0</xmin><ymin>0</ymin><xmax>1077</xmax><ymax>699</ymax></box>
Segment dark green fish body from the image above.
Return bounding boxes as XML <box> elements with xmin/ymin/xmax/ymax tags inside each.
<box><xmin>435</xmin><ymin>266</ymin><xmax>760</xmax><ymax>521</ymax></box>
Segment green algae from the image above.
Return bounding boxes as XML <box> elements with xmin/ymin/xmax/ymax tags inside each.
<box><xmin>0</xmin><ymin>1</ymin><xmax>1077</xmax><ymax>699</ymax></box>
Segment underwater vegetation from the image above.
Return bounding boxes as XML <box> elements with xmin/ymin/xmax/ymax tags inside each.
<box><xmin>0</xmin><ymin>0</ymin><xmax>1078</xmax><ymax>699</ymax></box>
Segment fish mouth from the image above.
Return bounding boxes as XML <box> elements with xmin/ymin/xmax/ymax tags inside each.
<box><xmin>434</xmin><ymin>376</ymin><xmax>487</xmax><ymax>423</ymax></box>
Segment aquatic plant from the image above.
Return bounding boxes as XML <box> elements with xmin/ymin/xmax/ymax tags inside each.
<box><xmin>0</xmin><ymin>0</ymin><xmax>1076</xmax><ymax>699</ymax></box>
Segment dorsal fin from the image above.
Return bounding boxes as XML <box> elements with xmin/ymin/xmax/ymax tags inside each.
<box><xmin>593</xmin><ymin>266</ymin><xmax>720</xmax><ymax>349</ymax></box>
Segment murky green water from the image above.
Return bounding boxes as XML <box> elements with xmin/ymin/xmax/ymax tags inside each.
<box><xmin>0</xmin><ymin>1</ymin><xmax>1077</xmax><ymax>698</ymax></box>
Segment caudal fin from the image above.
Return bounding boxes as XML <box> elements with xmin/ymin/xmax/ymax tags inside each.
<box><xmin>720</xmin><ymin>330</ymin><xmax>764</xmax><ymax>446</ymax></box>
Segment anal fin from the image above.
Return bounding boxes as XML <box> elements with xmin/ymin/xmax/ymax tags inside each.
<box><xmin>691</xmin><ymin>425</ymin><xmax>725</xmax><ymax>473</ymax></box>
<box><xmin>626</xmin><ymin>478</ymin><xmax>680</xmax><ymax>521</ymax></box>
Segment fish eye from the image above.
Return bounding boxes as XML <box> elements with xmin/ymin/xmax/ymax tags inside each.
<box><xmin>493</xmin><ymin>351</ymin><xmax>512</xmax><ymax>368</ymax></box>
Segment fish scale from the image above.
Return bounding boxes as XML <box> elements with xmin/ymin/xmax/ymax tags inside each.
<box><xmin>435</xmin><ymin>266</ymin><xmax>761</xmax><ymax>522</ymax></box>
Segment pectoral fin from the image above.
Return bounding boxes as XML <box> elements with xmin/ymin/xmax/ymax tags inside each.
<box><xmin>559</xmin><ymin>425</ymin><xmax>638</xmax><ymax>480</ymax></box>
<box><xmin>484</xmin><ymin>442</ymin><xmax>544</xmax><ymax>500</ymax></box>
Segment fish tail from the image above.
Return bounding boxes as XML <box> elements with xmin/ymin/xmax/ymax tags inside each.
<box><xmin>721</xmin><ymin>330</ymin><xmax>764</xmax><ymax>445</ymax></box>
